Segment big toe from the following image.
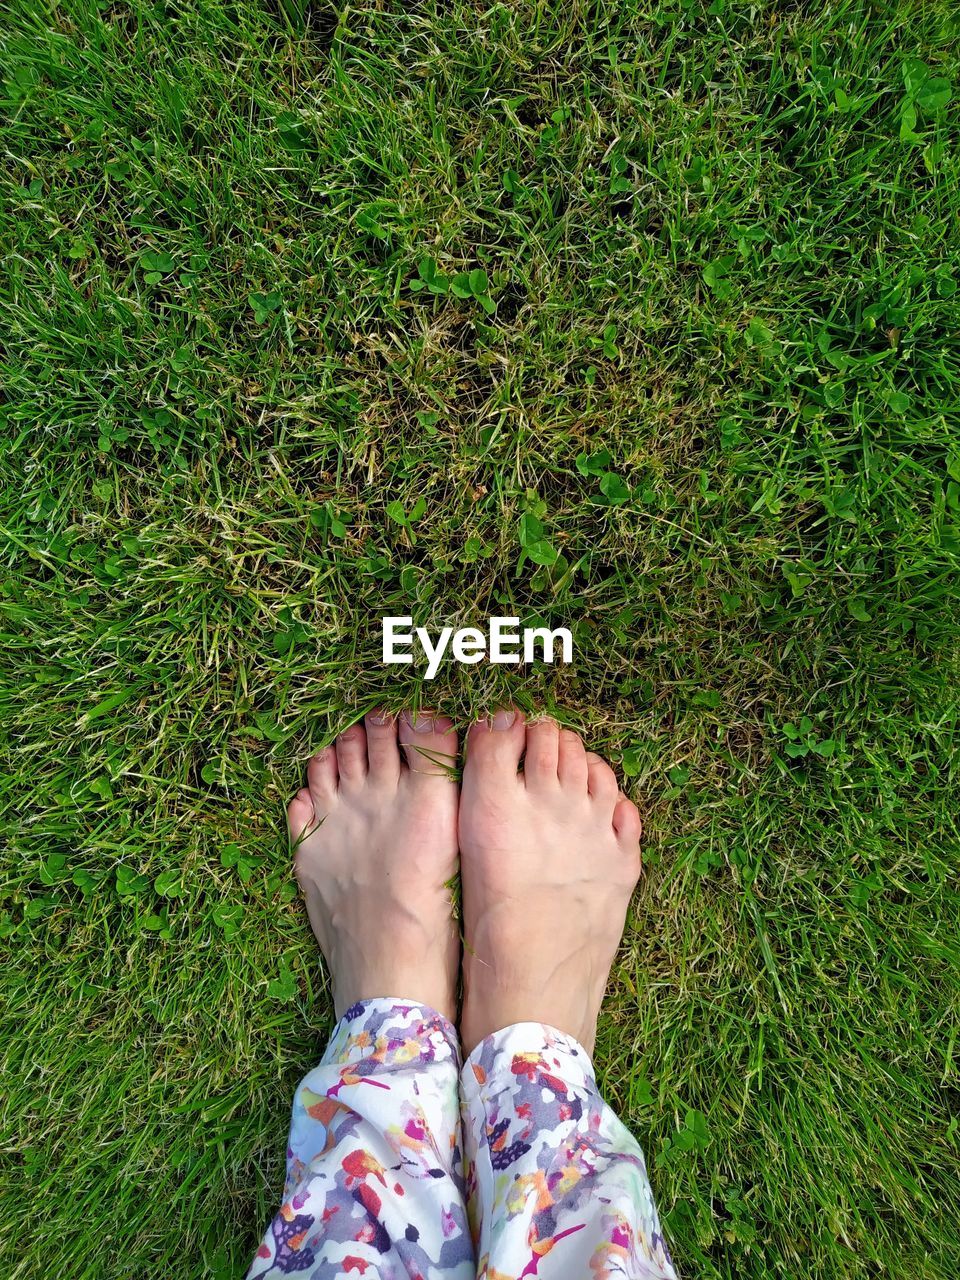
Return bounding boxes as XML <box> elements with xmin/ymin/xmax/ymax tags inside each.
<box><xmin>463</xmin><ymin>707</ymin><xmax>525</xmax><ymax>789</ymax></box>
<box><xmin>398</xmin><ymin>710</ymin><xmax>459</xmax><ymax>784</ymax></box>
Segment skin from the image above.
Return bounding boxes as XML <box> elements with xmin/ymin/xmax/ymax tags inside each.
<box><xmin>288</xmin><ymin>707</ymin><xmax>642</xmax><ymax>1056</ymax></box>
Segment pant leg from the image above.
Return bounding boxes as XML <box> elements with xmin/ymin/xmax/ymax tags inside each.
<box><xmin>460</xmin><ymin>1023</ymin><xmax>678</xmax><ymax>1280</ymax></box>
<box><xmin>248</xmin><ymin>998</ymin><xmax>476</xmax><ymax>1280</ymax></box>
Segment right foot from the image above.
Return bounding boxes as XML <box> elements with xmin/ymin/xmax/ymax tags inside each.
<box><xmin>458</xmin><ymin>709</ymin><xmax>642</xmax><ymax>1056</ymax></box>
<box><xmin>288</xmin><ymin>711</ymin><xmax>460</xmax><ymax>1023</ymax></box>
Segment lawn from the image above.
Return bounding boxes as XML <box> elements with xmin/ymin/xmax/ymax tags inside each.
<box><xmin>2</xmin><ymin>0</ymin><xmax>959</xmax><ymax>1276</ymax></box>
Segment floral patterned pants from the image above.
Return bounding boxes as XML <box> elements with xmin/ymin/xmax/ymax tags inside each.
<box><xmin>248</xmin><ymin>1000</ymin><xmax>677</xmax><ymax>1279</ymax></box>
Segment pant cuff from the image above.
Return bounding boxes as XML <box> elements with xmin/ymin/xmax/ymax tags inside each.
<box><xmin>323</xmin><ymin>996</ymin><xmax>463</xmax><ymax>1071</ymax></box>
<box><xmin>459</xmin><ymin>1020</ymin><xmax>597</xmax><ymax>1104</ymax></box>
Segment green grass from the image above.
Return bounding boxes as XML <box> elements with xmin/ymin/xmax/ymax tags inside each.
<box><xmin>2</xmin><ymin>0</ymin><xmax>960</xmax><ymax>1275</ymax></box>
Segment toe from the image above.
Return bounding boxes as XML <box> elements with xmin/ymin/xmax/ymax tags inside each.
<box><xmin>335</xmin><ymin>721</ymin><xmax>367</xmax><ymax>785</ymax></box>
<box><xmin>464</xmin><ymin>707</ymin><xmax>525</xmax><ymax>788</ymax></box>
<box><xmin>364</xmin><ymin>710</ymin><xmax>401</xmax><ymax>784</ymax></box>
<box><xmin>557</xmin><ymin>727</ymin><xmax>589</xmax><ymax>790</ymax></box>
<box><xmin>613</xmin><ymin>795</ymin><xmax>643</xmax><ymax>882</ymax></box>
<box><xmin>307</xmin><ymin>747</ymin><xmax>338</xmax><ymax>807</ymax></box>
<box><xmin>398</xmin><ymin>709</ymin><xmax>459</xmax><ymax>781</ymax></box>
<box><xmin>288</xmin><ymin>787</ymin><xmax>317</xmax><ymax>845</ymax></box>
<box><xmin>613</xmin><ymin>794</ymin><xmax>643</xmax><ymax>843</ymax></box>
<box><xmin>586</xmin><ymin>751</ymin><xmax>619</xmax><ymax>806</ymax></box>
<box><xmin>524</xmin><ymin>718</ymin><xmax>560</xmax><ymax>788</ymax></box>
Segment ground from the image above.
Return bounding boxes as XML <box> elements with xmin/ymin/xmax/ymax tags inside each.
<box><xmin>2</xmin><ymin>1</ymin><xmax>959</xmax><ymax>1276</ymax></box>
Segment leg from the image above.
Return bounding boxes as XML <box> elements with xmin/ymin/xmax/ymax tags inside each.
<box><xmin>458</xmin><ymin>710</ymin><xmax>678</xmax><ymax>1279</ymax></box>
<box><xmin>248</xmin><ymin>712</ymin><xmax>475</xmax><ymax>1279</ymax></box>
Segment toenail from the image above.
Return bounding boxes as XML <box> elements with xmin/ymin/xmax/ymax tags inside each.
<box><xmin>368</xmin><ymin>709</ymin><xmax>391</xmax><ymax>725</ymax></box>
<box><xmin>492</xmin><ymin>708</ymin><xmax>516</xmax><ymax>730</ymax></box>
<box><xmin>403</xmin><ymin>709</ymin><xmax>435</xmax><ymax>733</ymax></box>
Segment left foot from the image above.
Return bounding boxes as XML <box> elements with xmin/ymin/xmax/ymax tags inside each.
<box><xmin>287</xmin><ymin>711</ymin><xmax>460</xmax><ymax>1022</ymax></box>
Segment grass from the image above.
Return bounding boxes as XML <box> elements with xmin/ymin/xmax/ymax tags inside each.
<box><xmin>2</xmin><ymin>0</ymin><xmax>960</xmax><ymax>1275</ymax></box>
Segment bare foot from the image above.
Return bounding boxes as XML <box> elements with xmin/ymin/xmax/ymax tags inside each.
<box><xmin>288</xmin><ymin>711</ymin><xmax>460</xmax><ymax>1022</ymax></box>
<box><xmin>458</xmin><ymin>709</ymin><xmax>642</xmax><ymax>1056</ymax></box>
